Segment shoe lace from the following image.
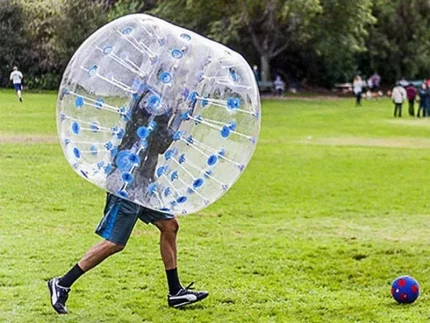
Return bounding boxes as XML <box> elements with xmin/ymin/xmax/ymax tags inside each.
<box><xmin>184</xmin><ymin>282</ymin><xmax>194</xmax><ymax>290</ymax></box>
<box><xmin>56</xmin><ymin>284</ymin><xmax>70</xmax><ymax>303</ymax></box>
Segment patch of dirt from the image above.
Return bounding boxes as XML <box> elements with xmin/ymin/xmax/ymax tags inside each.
<box><xmin>299</xmin><ymin>137</ymin><xmax>430</xmax><ymax>149</ymax></box>
<box><xmin>387</xmin><ymin>119</ymin><xmax>430</xmax><ymax>127</ymax></box>
<box><xmin>0</xmin><ymin>134</ymin><xmax>57</xmax><ymax>144</ymax></box>
<box><xmin>261</xmin><ymin>94</ymin><xmax>341</xmax><ymax>101</ymax></box>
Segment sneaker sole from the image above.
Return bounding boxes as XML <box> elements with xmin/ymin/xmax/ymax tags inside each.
<box><xmin>171</xmin><ymin>293</ymin><xmax>209</xmax><ymax>308</ymax></box>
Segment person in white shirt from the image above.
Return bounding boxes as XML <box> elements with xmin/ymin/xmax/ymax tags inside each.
<box><xmin>10</xmin><ymin>66</ymin><xmax>23</xmax><ymax>102</ymax></box>
<box><xmin>353</xmin><ymin>75</ymin><xmax>364</xmax><ymax>106</ymax></box>
<box><xmin>391</xmin><ymin>82</ymin><xmax>407</xmax><ymax>117</ymax></box>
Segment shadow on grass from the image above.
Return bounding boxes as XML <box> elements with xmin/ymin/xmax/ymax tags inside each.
<box><xmin>176</xmin><ymin>303</ymin><xmax>207</xmax><ymax>311</ymax></box>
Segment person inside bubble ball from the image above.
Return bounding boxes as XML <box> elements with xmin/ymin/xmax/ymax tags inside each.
<box><xmin>48</xmin><ymin>89</ymin><xmax>208</xmax><ymax>314</ymax></box>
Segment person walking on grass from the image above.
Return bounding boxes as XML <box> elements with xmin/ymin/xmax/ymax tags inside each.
<box><xmin>9</xmin><ymin>66</ymin><xmax>23</xmax><ymax>102</ymax></box>
<box><xmin>406</xmin><ymin>83</ymin><xmax>417</xmax><ymax>117</ymax></box>
<box><xmin>353</xmin><ymin>75</ymin><xmax>364</xmax><ymax>106</ymax></box>
<box><xmin>392</xmin><ymin>82</ymin><xmax>407</xmax><ymax>117</ymax></box>
<box><xmin>417</xmin><ymin>82</ymin><xmax>430</xmax><ymax>118</ymax></box>
<box><xmin>48</xmin><ymin>92</ymin><xmax>208</xmax><ymax>315</ymax></box>
<box><xmin>274</xmin><ymin>75</ymin><xmax>285</xmax><ymax>97</ymax></box>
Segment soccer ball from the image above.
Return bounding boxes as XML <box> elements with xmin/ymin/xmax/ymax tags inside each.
<box><xmin>391</xmin><ymin>276</ymin><xmax>420</xmax><ymax>304</ymax></box>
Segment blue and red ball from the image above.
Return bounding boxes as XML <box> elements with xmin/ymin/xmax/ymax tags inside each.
<box><xmin>391</xmin><ymin>276</ymin><xmax>420</xmax><ymax>304</ymax></box>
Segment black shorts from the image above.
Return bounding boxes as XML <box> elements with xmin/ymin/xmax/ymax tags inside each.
<box><xmin>95</xmin><ymin>194</ymin><xmax>175</xmax><ymax>246</ymax></box>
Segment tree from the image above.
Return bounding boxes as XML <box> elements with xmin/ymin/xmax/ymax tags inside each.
<box><xmin>108</xmin><ymin>0</ymin><xmax>145</xmax><ymax>21</ymax></box>
<box><xmin>0</xmin><ymin>0</ymin><xmax>28</xmax><ymax>87</ymax></box>
<box><xmin>309</xmin><ymin>0</ymin><xmax>375</xmax><ymax>85</ymax></box>
<box><xmin>18</xmin><ymin>0</ymin><xmax>109</xmax><ymax>88</ymax></box>
<box><xmin>364</xmin><ymin>0</ymin><xmax>430</xmax><ymax>84</ymax></box>
<box><xmin>225</xmin><ymin>0</ymin><xmax>321</xmax><ymax>82</ymax></box>
<box><xmin>52</xmin><ymin>0</ymin><xmax>109</xmax><ymax>69</ymax></box>
<box><xmin>19</xmin><ymin>0</ymin><xmax>62</xmax><ymax>87</ymax></box>
<box><xmin>155</xmin><ymin>0</ymin><xmax>321</xmax><ymax>82</ymax></box>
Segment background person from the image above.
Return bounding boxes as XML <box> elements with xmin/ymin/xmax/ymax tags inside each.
<box><xmin>353</xmin><ymin>75</ymin><xmax>364</xmax><ymax>106</ymax></box>
<box><xmin>9</xmin><ymin>66</ymin><xmax>23</xmax><ymax>102</ymax></box>
<box><xmin>392</xmin><ymin>82</ymin><xmax>407</xmax><ymax>117</ymax></box>
<box><xmin>274</xmin><ymin>75</ymin><xmax>285</xmax><ymax>97</ymax></box>
<box><xmin>369</xmin><ymin>72</ymin><xmax>381</xmax><ymax>90</ymax></box>
<box><xmin>406</xmin><ymin>83</ymin><xmax>417</xmax><ymax>117</ymax></box>
<box><xmin>417</xmin><ymin>82</ymin><xmax>429</xmax><ymax>118</ymax></box>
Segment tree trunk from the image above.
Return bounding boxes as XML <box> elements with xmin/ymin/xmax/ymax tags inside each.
<box><xmin>260</xmin><ymin>55</ymin><xmax>271</xmax><ymax>82</ymax></box>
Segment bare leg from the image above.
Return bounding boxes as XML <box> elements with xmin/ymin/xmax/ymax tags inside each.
<box><xmin>78</xmin><ymin>240</ymin><xmax>124</xmax><ymax>272</ymax></box>
<box><xmin>17</xmin><ymin>90</ymin><xmax>22</xmax><ymax>99</ymax></box>
<box><xmin>156</xmin><ymin>218</ymin><xmax>209</xmax><ymax>307</ymax></box>
<box><xmin>154</xmin><ymin>218</ymin><xmax>179</xmax><ymax>270</ymax></box>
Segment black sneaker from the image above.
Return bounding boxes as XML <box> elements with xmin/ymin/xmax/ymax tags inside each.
<box><xmin>19</xmin><ymin>97</ymin><xmax>22</xmax><ymax>102</ymax></box>
<box><xmin>168</xmin><ymin>282</ymin><xmax>209</xmax><ymax>308</ymax></box>
<box><xmin>47</xmin><ymin>277</ymin><xmax>70</xmax><ymax>314</ymax></box>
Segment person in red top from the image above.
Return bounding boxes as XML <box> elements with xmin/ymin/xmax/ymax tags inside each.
<box><xmin>406</xmin><ymin>83</ymin><xmax>418</xmax><ymax>117</ymax></box>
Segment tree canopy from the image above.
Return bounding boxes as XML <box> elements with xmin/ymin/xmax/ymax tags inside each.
<box><xmin>0</xmin><ymin>0</ymin><xmax>429</xmax><ymax>89</ymax></box>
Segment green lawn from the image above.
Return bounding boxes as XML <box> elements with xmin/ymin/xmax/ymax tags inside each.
<box><xmin>1</xmin><ymin>89</ymin><xmax>430</xmax><ymax>322</ymax></box>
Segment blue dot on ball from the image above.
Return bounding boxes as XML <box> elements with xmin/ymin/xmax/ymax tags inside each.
<box><xmin>90</xmin><ymin>145</ymin><xmax>98</xmax><ymax>156</ymax></box>
<box><xmin>128</xmin><ymin>153</ymin><xmax>140</xmax><ymax>166</ymax></box>
<box><xmin>137</xmin><ymin>126</ymin><xmax>149</xmax><ymax>138</ymax></box>
<box><xmin>117</xmin><ymin>190</ymin><xmax>129</xmax><ymax>198</ymax></box>
<box><xmin>207</xmin><ymin>154</ymin><xmax>218</xmax><ymax>166</ymax></box>
<box><xmin>75</xmin><ymin>96</ymin><xmax>84</xmax><ymax>108</ymax></box>
<box><xmin>193</xmin><ymin>178</ymin><xmax>204</xmax><ymax>189</ymax></box>
<box><xmin>160</xmin><ymin>72</ymin><xmax>172</xmax><ymax>83</ymax></box>
<box><xmin>221</xmin><ymin>126</ymin><xmax>230</xmax><ymax>138</ymax></box>
<box><xmin>71</xmin><ymin>122</ymin><xmax>80</xmax><ymax>135</ymax></box>
<box><xmin>121</xmin><ymin>172</ymin><xmax>134</xmax><ymax>184</ymax></box>
<box><xmin>391</xmin><ymin>275</ymin><xmax>420</xmax><ymax>304</ymax></box>
<box><xmin>147</xmin><ymin>183</ymin><xmax>157</xmax><ymax>195</ymax></box>
<box><xmin>172</xmin><ymin>49</ymin><xmax>183</xmax><ymax>59</ymax></box>
<box><xmin>73</xmin><ymin>147</ymin><xmax>81</xmax><ymax>159</ymax></box>
<box><xmin>177</xmin><ymin>196</ymin><xmax>187</xmax><ymax>204</ymax></box>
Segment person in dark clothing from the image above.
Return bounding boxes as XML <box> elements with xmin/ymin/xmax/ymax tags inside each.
<box><xmin>116</xmin><ymin>90</ymin><xmax>182</xmax><ymax>181</ymax></box>
<box><xmin>406</xmin><ymin>83</ymin><xmax>417</xmax><ymax>117</ymax></box>
<box><xmin>48</xmin><ymin>89</ymin><xmax>208</xmax><ymax>315</ymax></box>
<box><xmin>417</xmin><ymin>83</ymin><xmax>430</xmax><ymax>118</ymax></box>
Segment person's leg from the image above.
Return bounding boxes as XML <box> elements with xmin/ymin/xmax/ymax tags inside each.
<box><xmin>79</xmin><ymin>240</ymin><xmax>124</xmax><ymax>271</ymax></box>
<box><xmin>48</xmin><ymin>194</ymin><xmax>139</xmax><ymax>314</ymax></box>
<box><xmin>149</xmin><ymin>216</ymin><xmax>208</xmax><ymax>308</ymax></box>
<box><xmin>56</xmin><ymin>240</ymin><xmax>124</xmax><ymax>289</ymax></box>
<box><xmin>14</xmin><ymin>84</ymin><xmax>22</xmax><ymax>101</ymax></box>
<box><xmin>153</xmin><ymin>219</ymin><xmax>181</xmax><ymax>293</ymax></box>
<box><xmin>399</xmin><ymin>103</ymin><xmax>402</xmax><ymax>117</ymax></box>
<box><xmin>409</xmin><ymin>100</ymin><xmax>414</xmax><ymax>116</ymax></box>
<box><xmin>395</xmin><ymin>103</ymin><xmax>401</xmax><ymax>117</ymax></box>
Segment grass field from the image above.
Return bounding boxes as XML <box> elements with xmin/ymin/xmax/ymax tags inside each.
<box><xmin>1</xmin><ymin>89</ymin><xmax>430</xmax><ymax>322</ymax></box>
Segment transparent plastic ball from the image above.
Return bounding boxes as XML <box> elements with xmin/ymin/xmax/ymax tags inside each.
<box><xmin>57</xmin><ymin>14</ymin><xmax>261</xmax><ymax>215</ymax></box>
